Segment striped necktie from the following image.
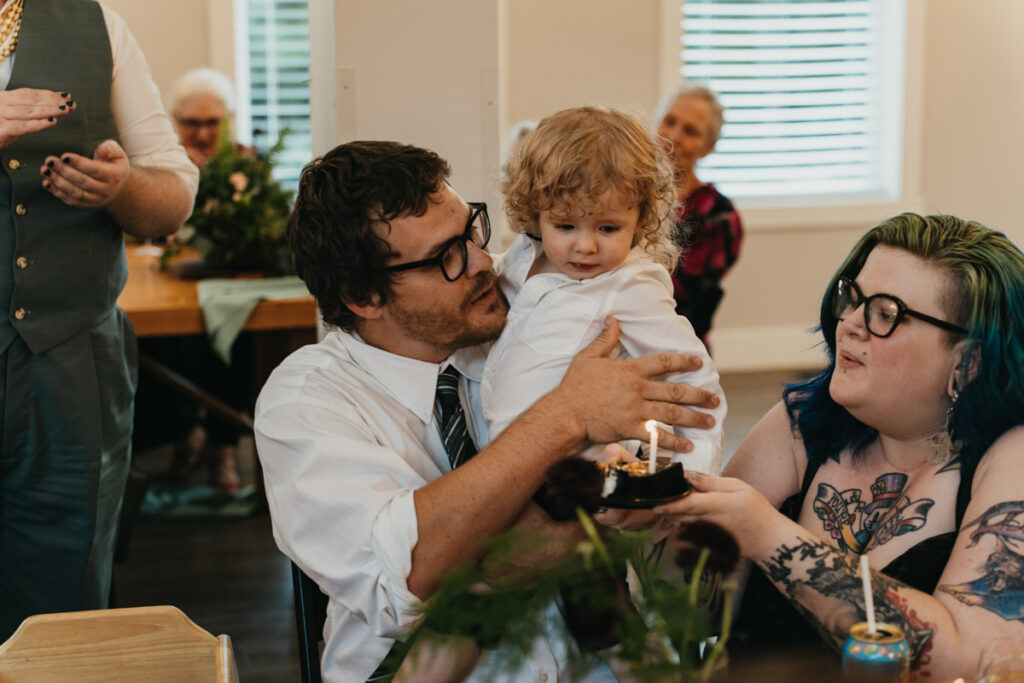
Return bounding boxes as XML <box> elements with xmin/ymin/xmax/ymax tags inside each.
<box><xmin>435</xmin><ymin>366</ymin><xmax>478</xmax><ymax>469</ymax></box>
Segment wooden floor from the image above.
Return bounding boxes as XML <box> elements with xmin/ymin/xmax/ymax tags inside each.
<box><xmin>112</xmin><ymin>369</ymin><xmax>806</xmax><ymax>682</ymax></box>
<box><xmin>113</xmin><ymin>439</ymin><xmax>299</xmax><ymax>683</ymax></box>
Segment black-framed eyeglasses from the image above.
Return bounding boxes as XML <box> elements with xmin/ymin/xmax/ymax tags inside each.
<box><xmin>831</xmin><ymin>277</ymin><xmax>967</xmax><ymax>338</ymax></box>
<box><xmin>384</xmin><ymin>202</ymin><xmax>491</xmax><ymax>282</ymax></box>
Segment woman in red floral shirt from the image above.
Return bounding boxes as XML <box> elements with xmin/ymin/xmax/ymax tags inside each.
<box><xmin>654</xmin><ymin>84</ymin><xmax>744</xmax><ymax>348</ymax></box>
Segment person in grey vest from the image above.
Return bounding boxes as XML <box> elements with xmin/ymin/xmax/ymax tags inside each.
<box><xmin>0</xmin><ymin>0</ymin><xmax>198</xmax><ymax>640</ymax></box>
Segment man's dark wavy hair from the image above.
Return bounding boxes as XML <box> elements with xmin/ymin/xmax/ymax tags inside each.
<box><xmin>286</xmin><ymin>141</ymin><xmax>452</xmax><ymax>330</ymax></box>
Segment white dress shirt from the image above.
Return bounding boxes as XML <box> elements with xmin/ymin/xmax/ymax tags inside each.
<box><xmin>254</xmin><ymin>330</ymin><xmax>615</xmax><ymax>683</ymax></box>
<box><xmin>483</xmin><ymin>234</ymin><xmax>726</xmax><ymax>475</ymax></box>
<box><xmin>0</xmin><ymin>3</ymin><xmax>198</xmax><ymax>194</ymax></box>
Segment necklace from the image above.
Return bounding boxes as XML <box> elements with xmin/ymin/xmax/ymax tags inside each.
<box><xmin>0</xmin><ymin>0</ymin><xmax>24</xmax><ymax>61</ymax></box>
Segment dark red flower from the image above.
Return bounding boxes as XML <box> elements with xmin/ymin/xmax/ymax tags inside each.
<box><xmin>675</xmin><ymin>520</ymin><xmax>740</xmax><ymax>574</ymax></box>
<box><xmin>538</xmin><ymin>457</ymin><xmax>604</xmax><ymax>521</ymax></box>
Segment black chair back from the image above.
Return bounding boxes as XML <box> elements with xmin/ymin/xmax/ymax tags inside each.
<box><xmin>291</xmin><ymin>562</ymin><xmax>328</xmax><ymax>683</ymax></box>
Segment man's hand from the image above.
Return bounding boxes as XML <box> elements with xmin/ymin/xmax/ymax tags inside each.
<box><xmin>41</xmin><ymin>139</ymin><xmax>130</xmax><ymax>209</ymax></box>
<box><xmin>552</xmin><ymin>317</ymin><xmax>719</xmax><ymax>454</ymax></box>
<box><xmin>0</xmin><ymin>88</ymin><xmax>75</xmax><ymax>148</ymax></box>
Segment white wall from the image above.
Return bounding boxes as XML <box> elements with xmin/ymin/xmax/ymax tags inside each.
<box><xmin>919</xmin><ymin>0</ymin><xmax>1024</xmax><ymax>243</ymax></box>
<box><xmin>501</xmin><ymin>0</ymin><xmax>662</xmax><ymax>126</ymax></box>
<box><xmin>114</xmin><ymin>0</ymin><xmax>1024</xmax><ymax>373</ymax></box>
<box><xmin>103</xmin><ymin>0</ymin><xmax>233</xmax><ymax>111</ymax></box>
<box><xmin>312</xmin><ymin>1</ymin><xmax>501</xmax><ymax>218</ymax></box>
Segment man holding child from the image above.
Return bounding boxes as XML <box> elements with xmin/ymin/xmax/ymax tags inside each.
<box><xmin>254</xmin><ymin>139</ymin><xmax>717</xmax><ymax>682</ymax></box>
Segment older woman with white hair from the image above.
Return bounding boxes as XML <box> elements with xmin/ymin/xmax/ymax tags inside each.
<box><xmin>169</xmin><ymin>67</ymin><xmax>236</xmax><ymax>166</ymax></box>
<box><xmin>653</xmin><ymin>83</ymin><xmax>744</xmax><ymax>348</ymax></box>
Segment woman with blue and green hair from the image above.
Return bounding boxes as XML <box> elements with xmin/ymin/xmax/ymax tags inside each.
<box><xmin>655</xmin><ymin>213</ymin><xmax>1024</xmax><ymax>678</ymax></box>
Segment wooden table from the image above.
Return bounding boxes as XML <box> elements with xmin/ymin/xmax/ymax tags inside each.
<box><xmin>119</xmin><ymin>245</ymin><xmax>317</xmax><ymax>338</ymax></box>
<box><xmin>118</xmin><ymin>243</ymin><xmax>318</xmax><ymax>436</ymax></box>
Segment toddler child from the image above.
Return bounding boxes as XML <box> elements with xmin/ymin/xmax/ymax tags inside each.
<box><xmin>483</xmin><ymin>105</ymin><xmax>726</xmax><ymax>474</ymax></box>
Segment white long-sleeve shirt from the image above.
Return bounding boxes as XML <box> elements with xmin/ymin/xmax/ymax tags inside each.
<box><xmin>483</xmin><ymin>234</ymin><xmax>726</xmax><ymax>474</ymax></box>
<box><xmin>254</xmin><ymin>330</ymin><xmax>614</xmax><ymax>683</ymax></box>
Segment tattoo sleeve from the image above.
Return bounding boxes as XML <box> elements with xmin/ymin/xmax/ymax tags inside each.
<box><xmin>938</xmin><ymin>500</ymin><xmax>1024</xmax><ymax>622</ymax></box>
<box><xmin>759</xmin><ymin>537</ymin><xmax>936</xmax><ymax>669</ymax></box>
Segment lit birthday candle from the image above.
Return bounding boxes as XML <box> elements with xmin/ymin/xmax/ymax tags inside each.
<box><xmin>645</xmin><ymin>420</ymin><xmax>658</xmax><ymax>474</ymax></box>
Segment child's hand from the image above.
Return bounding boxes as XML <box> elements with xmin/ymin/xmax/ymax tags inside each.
<box><xmin>597</xmin><ymin>443</ymin><xmax>637</xmax><ymax>464</ymax></box>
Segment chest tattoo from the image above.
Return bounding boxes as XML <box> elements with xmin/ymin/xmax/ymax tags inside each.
<box><xmin>813</xmin><ymin>472</ymin><xmax>935</xmax><ymax>554</ymax></box>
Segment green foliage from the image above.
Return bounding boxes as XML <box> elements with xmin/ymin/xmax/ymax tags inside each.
<box><xmin>166</xmin><ymin>123</ymin><xmax>295</xmax><ymax>274</ymax></box>
<box><xmin>386</xmin><ymin>510</ymin><xmax>734</xmax><ymax>681</ymax></box>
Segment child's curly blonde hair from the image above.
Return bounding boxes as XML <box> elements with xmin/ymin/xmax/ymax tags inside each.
<box><xmin>502</xmin><ymin>106</ymin><xmax>679</xmax><ymax>271</ymax></box>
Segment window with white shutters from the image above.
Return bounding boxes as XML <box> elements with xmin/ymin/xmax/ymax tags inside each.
<box><xmin>678</xmin><ymin>0</ymin><xmax>907</xmax><ymax>205</ymax></box>
<box><xmin>235</xmin><ymin>0</ymin><xmax>312</xmax><ymax>189</ymax></box>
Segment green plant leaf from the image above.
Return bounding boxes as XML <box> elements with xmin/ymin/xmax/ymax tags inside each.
<box><xmin>173</xmin><ymin>122</ymin><xmax>296</xmax><ymax>275</ymax></box>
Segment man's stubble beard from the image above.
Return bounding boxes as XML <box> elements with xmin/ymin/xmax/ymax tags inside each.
<box><xmin>390</xmin><ymin>272</ymin><xmax>509</xmax><ymax>352</ymax></box>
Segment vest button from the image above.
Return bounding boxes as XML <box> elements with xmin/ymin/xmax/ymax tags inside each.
<box><xmin>7</xmin><ymin>159</ymin><xmax>20</xmax><ymax>170</ymax></box>
<box><xmin>14</xmin><ymin>307</ymin><xmax>26</xmax><ymax>320</ymax></box>
<box><xmin>15</xmin><ymin>256</ymin><xmax>27</xmax><ymax>269</ymax></box>
<box><xmin>15</xmin><ymin>204</ymin><xmax>26</xmax><ymax>216</ymax></box>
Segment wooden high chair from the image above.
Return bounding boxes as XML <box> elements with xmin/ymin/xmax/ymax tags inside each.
<box><xmin>0</xmin><ymin>605</ymin><xmax>239</xmax><ymax>682</ymax></box>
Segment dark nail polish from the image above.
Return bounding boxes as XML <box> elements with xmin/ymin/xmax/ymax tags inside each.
<box><xmin>43</xmin><ymin>169</ymin><xmax>50</xmax><ymax>177</ymax></box>
<box><xmin>61</xmin><ymin>157</ymin><xmax>70</xmax><ymax>164</ymax></box>
<box><xmin>48</xmin><ymin>117</ymin><xmax>54</xmax><ymax>122</ymax></box>
<box><xmin>58</xmin><ymin>105</ymin><xmax>65</xmax><ymax>111</ymax></box>
<box><xmin>66</xmin><ymin>101</ymin><xmax>75</xmax><ymax>108</ymax></box>
<box><xmin>46</xmin><ymin>160</ymin><xmax>54</xmax><ymax>168</ymax></box>
<box><xmin>60</xmin><ymin>92</ymin><xmax>69</xmax><ymax>98</ymax></box>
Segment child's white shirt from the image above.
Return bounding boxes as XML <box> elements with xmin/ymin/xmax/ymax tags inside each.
<box><xmin>481</xmin><ymin>234</ymin><xmax>727</xmax><ymax>475</ymax></box>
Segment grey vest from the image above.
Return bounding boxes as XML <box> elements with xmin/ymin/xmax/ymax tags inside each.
<box><xmin>0</xmin><ymin>0</ymin><xmax>122</xmax><ymax>354</ymax></box>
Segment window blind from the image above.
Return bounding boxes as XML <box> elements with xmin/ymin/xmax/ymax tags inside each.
<box><xmin>680</xmin><ymin>0</ymin><xmax>906</xmax><ymax>202</ymax></box>
<box><xmin>235</xmin><ymin>0</ymin><xmax>312</xmax><ymax>189</ymax></box>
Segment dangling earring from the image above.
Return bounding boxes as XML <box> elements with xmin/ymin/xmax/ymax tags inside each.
<box><xmin>946</xmin><ymin>390</ymin><xmax>959</xmax><ymax>433</ymax></box>
<box><xmin>947</xmin><ymin>390</ymin><xmax>964</xmax><ymax>456</ymax></box>
<box><xmin>928</xmin><ymin>391</ymin><xmax>963</xmax><ymax>463</ymax></box>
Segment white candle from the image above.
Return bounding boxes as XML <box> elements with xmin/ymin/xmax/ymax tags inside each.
<box><xmin>860</xmin><ymin>554</ymin><xmax>877</xmax><ymax>635</ymax></box>
<box><xmin>645</xmin><ymin>420</ymin><xmax>658</xmax><ymax>474</ymax></box>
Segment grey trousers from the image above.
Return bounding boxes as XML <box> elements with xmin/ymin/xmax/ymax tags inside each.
<box><xmin>0</xmin><ymin>307</ymin><xmax>137</xmax><ymax>639</ymax></box>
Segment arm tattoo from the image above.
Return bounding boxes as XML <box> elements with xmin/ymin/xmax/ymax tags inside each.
<box><xmin>939</xmin><ymin>500</ymin><xmax>1024</xmax><ymax>622</ymax></box>
<box><xmin>760</xmin><ymin>537</ymin><xmax>936</xmax><ymax>669</ymax></box>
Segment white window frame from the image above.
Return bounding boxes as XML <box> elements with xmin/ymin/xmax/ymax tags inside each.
<box><xmin>660</xmin><ymin>0</ymin><xmax>926</xmax><ymax>231</ymax></box>
<box><xmin>233</xmin><ymin>0</ymin><xmax>312</xmax><ymax>188</ymax></box>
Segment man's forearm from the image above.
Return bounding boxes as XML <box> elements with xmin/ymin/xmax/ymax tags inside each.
<box><xmin>409</xmin><ymin>391</ymin><xmax>588</xmax><ymax>598</ymax></box>
<box><xmin>409</xmin><ymin>319</ymin><xmax>717</xmax><ymax>598</ymax></box>
<box><xmin>107</xmin><ymin>166</ymin><xmax>194</xmax><ymax>239</ymax></box>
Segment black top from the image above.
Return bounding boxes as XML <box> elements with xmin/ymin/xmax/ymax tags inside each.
<box><xmin>729</xmin><ymin>453</ymin><xmax>975</xmax><ymax>660</ymax></box>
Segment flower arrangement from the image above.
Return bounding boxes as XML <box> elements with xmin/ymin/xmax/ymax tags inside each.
<box><xmin>162</xmin><ymin>124</ymin><xmax>294</xmax><ymax>275</ymax></box>
<box><xmin>385</xmin><ymin>458</ymin><xmax>739</xmax><ymax>682</ymax></box>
